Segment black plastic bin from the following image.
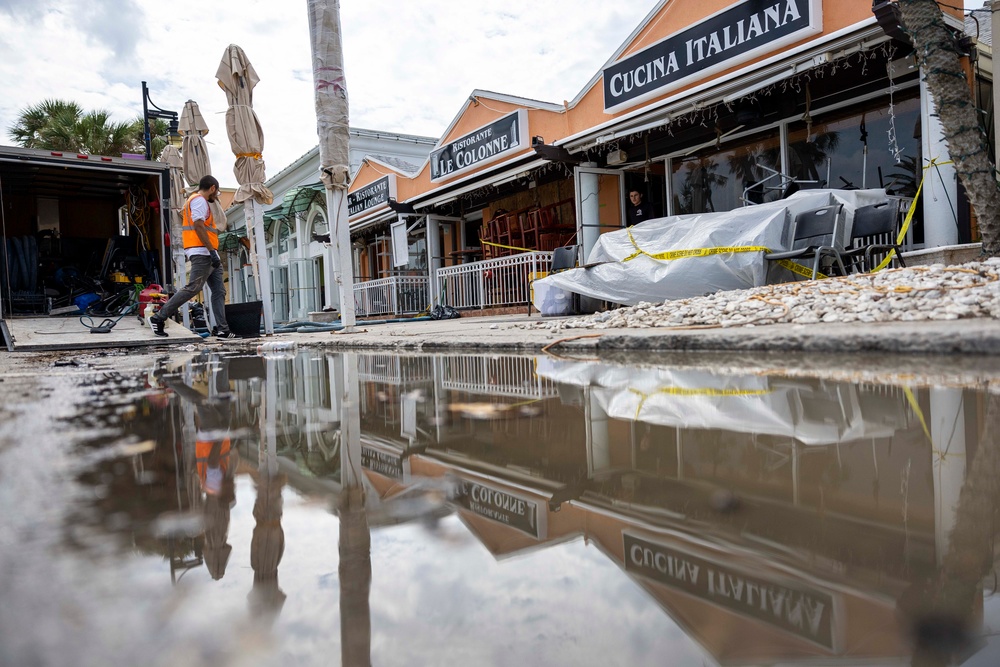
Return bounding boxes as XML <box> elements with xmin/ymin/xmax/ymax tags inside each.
<box><xmin>224</xmin><ymin>301</ymin><xmax>262</xmax><ymax>338</ymax></box>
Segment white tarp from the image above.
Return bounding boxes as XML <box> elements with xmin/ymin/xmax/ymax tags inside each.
<box><xmin>535</xmin><ymin>358</ymin><xmax>908</xmax><ymax>446</ymax></box>
<box><xmin>534</xmin><ymin>189</ymin><xmax>888</xmax><ymax>309</ymax></box>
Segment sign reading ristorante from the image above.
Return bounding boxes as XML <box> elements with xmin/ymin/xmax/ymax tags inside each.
<box><xmin>430</xmin><ymin>110</ymin><xmax>528</xmax><ymax>182</ymax></box>
<box><xmin>623</xmin><ymin>533</ymin><xmax>837</xmax><ymax>649</ymax></box>
<box><xmin>603</xmin><ymin>0</ymin><xmax>821</xmax><ymax>112</ymax></box>
<box><xmin>361</xmin><ymin>446</ymin><xmax>406</xmax><ymax>480</ymax></box>
<box><xmin>348</xmin><ymin>174</ymin><xmax>397</xmax><ymax>218</ymax></box>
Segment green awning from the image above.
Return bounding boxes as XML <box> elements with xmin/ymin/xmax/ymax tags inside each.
<box><xmin>261</xmin><ymin>182</ymin><xmax>326</xmax><ymax>232</ymax></box>
<box><xmin>218</xmin><ymin>228</ymin><xmax>247</xmax><ymax>252</ymax></box>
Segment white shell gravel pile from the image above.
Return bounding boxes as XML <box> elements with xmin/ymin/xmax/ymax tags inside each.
<box><xmin>525</xmin><ymin>259</ymin><xmax>1000</xmax><ymax>331</ymax></box>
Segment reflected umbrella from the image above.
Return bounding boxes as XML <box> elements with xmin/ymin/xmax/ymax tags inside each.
<box><xmin>216</xmin><ymin>44</ymin><xmax>275</xmax><ymax>335</ymax></box>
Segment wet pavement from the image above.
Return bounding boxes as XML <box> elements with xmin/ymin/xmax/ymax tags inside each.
<box><xmin>2</xmin><ymin>347</ymin><xmax>1000</xmax><ymax>666</ymax></box>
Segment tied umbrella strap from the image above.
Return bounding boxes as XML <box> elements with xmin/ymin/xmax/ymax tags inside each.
<box><xmin>237</xmin><ymin>152</ymin><xmax>263</xmax><ymax>159</ymax></box>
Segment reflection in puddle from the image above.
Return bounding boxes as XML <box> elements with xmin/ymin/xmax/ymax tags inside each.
<box><xmin>3</xmin><ymin>349</ymin><xmax>1000</xmax><ymax>666</ymax></box>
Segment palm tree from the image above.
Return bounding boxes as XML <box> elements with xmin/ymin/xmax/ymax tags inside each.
<box><xmin>897</xmin><ymin>0</ymin><xmax>1000</xmax><ymax>256</ymax></box>
<box><xmin>8</xmin><ymin>99</ymin><xmax>83</xmax><ymax>150</ymax></box>
<box><xmin>6</xmin><ymin>99</ymin><xmax>168</xmax><ymax>159</ymax></box>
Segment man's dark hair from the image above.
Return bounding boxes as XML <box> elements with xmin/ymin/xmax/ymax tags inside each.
<box><xmin>199</xmin><ymin>175</ymin><xmax>220</xmax><ymax>191</ymax></box>
<box><xmin>629</xmin><ymin>188</ymin><xmax>642</xmax><ymax>196</ymax></box>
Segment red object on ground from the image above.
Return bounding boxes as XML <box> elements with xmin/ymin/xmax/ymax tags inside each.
<box><xmin>140</xmin><ymin>284</ymin><xmax>167</xmax><ymax>306</ymax></box>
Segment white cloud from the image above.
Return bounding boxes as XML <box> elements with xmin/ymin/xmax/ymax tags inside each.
<box><xmin>0</xmin><ymin>0</ymin><xmax>658</xmax><ymax>187</ymax></box>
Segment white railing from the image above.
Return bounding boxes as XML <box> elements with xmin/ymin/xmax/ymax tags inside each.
<box><xmin>357</xmin><ymin>353</ymin><xmax>434</xmax><ymax>385</ymax></box>
<box><xmin>354</xmin><ymin>276</ymin><xmax>430</xmax><ymax>318</ymax></box>
<box><xmin>437</xmin><ymin>251</ymin><xmax>553</xmax><ymax>310</ymax></box>
<box><xmin>436</xmin><ymin>355</ymin><xmax>559</xmax><ymax>400</ymax></box>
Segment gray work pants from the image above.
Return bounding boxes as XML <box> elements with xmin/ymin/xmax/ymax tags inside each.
<box><xmin>156</xmin><ymin>255</ymin><xmax>229</xmax><ymax>330</ymax></box>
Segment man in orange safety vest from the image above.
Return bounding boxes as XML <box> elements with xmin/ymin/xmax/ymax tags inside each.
<box><xmin>149</xmin><ymin>175</ymin><xmax>237</xmax><ymax>338</ymax></box>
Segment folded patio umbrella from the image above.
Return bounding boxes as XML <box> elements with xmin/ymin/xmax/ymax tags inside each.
<box><xmin>178</xmin><ymin>100</ymin><xmax>211</xmax><ymax>187</ymax></box>
<box><xmin>216</xmin><ymin>44</ymin><xmax>273</xmax><ymax>206</ymax></box>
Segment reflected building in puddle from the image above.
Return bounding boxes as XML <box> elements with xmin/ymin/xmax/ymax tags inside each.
<box><xmin>115</xmin><ymin>349</ymin><xmax>992</xmax><ymax>665</ymax></box>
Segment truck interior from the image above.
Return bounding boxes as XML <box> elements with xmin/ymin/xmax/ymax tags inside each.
<box><xmin>0</xmin><ymin>151</ymin><xmax>170</xmax><ymax>319</ymax></box>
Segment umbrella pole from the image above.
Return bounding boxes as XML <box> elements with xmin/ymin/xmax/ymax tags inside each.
<box><xmin>248</xmin><ymin>200</ymin><xmax>276</xmax><ymax>335</ymax></box>
<box><xmin>323</xmin><ymin>187</ymin><xmax>356</xmax><ymax>329</ymax></box>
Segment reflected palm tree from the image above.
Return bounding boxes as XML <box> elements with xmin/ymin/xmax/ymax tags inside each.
<box><xmin>788</xmin><ymin>131</ymin><xmax>840</xmax><ymax>186</ymax></box>
<box><xmin>726</xmin><ymin>142</ymin><xmax>781</xmax><ymax>204</ymax></box>
<box><xmin>678</xmin><ymin>158</ymin><xmax>728</xmax><ymax>213</ymax></box>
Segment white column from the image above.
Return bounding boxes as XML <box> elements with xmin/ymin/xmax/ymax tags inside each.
<box><xmin>578</xmin><ymin>163</ymin><xmax>602</xmax><ymax>261</ymax></box>
<box><xmin>323</xmin><ymin>187</ymin><xmax>356</xmax><ymax>329</ymax></box>
<box><xmin>930</xmin><ymin>388</ymin><xmax>967</xmax><ymax>565</ymax></box>
<box><xmin>248</xmin><ymin>200</ymin><xmax>275</xmax><ymax>335</ymax></box>
<box><xmin>294</xmin><ymin>212</ymin><xmax>308</xmax><ymax>319</ymax></box>
<box><xmin>427</xmin><ymin>215</ymin><xmax>441</xmax><ymax>305</ymax></box>
<box><xmin>920</xmin><ymin>72</ymin><xmax>960</xmax><ymax>248</ymax></box>
<box><xmin>585</xmin><ymin>387</ymin><xmax>611</xmax><ymax>477</ymax></box>
<box><xmin>339</xmin><ymin>352</ymin><xmax>363</xmax><ymax>490</ymax></box>
<box><xmin>577</xmin><ymin>164</ymin><xmax>602</xmax><ymax>313</ymax></box>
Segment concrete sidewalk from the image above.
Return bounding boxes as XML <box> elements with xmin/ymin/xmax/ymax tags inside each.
<box><xmin>269</xmin><ymin>314</ymin><xmax>1000</xmax><ymax>356</ymax></box>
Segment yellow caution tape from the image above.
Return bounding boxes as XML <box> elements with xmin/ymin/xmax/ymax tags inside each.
<box><xmin>628</xmin><ymin>386</ymin><xmax>772</xmax><ymax>420</ymax></box>
<box><xmin>872</xmin><ymin>158</ymin><xmax>953</xmax><ymax>272</ymax></box>
<box><xmin>623</xmin><ymin>228</ymin><xmax>825</xmax><ymax>279</ymax></box>
<box><xmin>902</xmin><ymin>387</ymin><xmax>932</xmax><ymax>443</ymax></box>
<box><xmin>481</xmin><ymin>239</ymin><xmax>533</xmax><ymax>253</ymax></box>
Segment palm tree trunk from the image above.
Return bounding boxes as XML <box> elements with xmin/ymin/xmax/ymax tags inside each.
<box><xmin>898</xmin><ymin>0</ymin><xmax>1000</xmax><ymax>256</ymax></box>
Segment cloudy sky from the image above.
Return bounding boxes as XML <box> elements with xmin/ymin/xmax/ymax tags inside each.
<box><xmin>0</xmin><ymin>0</ymin><xmax>662</xmax><ymax>188</ymax></box>
<box><xmin>0</xmin><ymin>1</ymin><xmax>988</xmax><ymax>189</ymax></box>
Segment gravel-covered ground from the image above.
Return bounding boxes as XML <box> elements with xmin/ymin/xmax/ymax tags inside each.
<box><xmin>525</xmin><ymin>259</ymin><xmax>1000</xmax><ymax>331</ymax></box>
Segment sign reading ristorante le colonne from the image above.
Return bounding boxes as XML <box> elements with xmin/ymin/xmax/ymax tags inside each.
<box><xmin>603</xmin><ymin>0</ymin><xmax>822</xmax><ymax>113</ymax></box>
<box><xmin>430</xmin><ymin>109</ymin><xmax>528</xmax><ymax>182</ymax></box>
<box><xmin>348</xmin><ymin>173</ymin><xmax>397</xmax><ymax>219</ymax></box>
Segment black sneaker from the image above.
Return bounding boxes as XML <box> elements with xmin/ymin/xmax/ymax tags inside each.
<box><xmin>149</xmin><ymin>317</ymin><xmax>168</xmax><ymax>337</ymax></box>
<box><xmin>214</xmin><ymin>328</ymin><xmax>238</xmax><ymax>339</ymax></box>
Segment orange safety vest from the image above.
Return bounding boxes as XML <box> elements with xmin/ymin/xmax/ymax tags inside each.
<box><xmin>181</xmin><ymin>193</ymin><xmax>219</xmax><ymax>251</ymax></box>
<box><xmin>196</xmin><ymin>437</ymin><xmax>232</xmax><ymax>483</ymax></box>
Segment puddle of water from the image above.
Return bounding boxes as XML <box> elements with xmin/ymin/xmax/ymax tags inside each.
<box><xmin>2</xmin><ymin>350</ymin><xmax>1000</xmax><ymax>666</ymax></box>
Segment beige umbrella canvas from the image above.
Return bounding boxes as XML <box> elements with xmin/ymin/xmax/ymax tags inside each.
<box><xmin>178</xmin><ymin>100</ymin><xmax>211</xmax><ymax>187</ymax></box>
<box><xmin>217</xmin><ymin>43</ymin><xmax>275</xmax><ymax>334</ymax></box>
<box><xmin>216</xmin><ymin>44</ymin><xmax>272</xmax><ymax>206</ymax></box>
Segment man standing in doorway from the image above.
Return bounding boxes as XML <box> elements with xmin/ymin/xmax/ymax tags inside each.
<box><xmin>626</xmin><ymin>188</ymin><xmax>655</xmax><ymax>226</ymax></box>
<box><xmin>150</xmin><ymin>175</ymin><xmax>237</xmax><ymax>338</ymax></box>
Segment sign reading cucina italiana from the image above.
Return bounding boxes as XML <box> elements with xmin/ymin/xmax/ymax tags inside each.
<box><xmin>603</xmin><ymin>0</ymin><xmax>822</xmax><ymax>113</ymax></box>
<box><xmin>430</xmin><ymin>110</ymin><xmax>528</xmax><ymax>182</ymax></box>
<box><xmin>623</xmin><ymin>533</ymin><xmax>837</xmax><ymax>649</ymax></box>
<box><xmin>348</xmin><ymin>174</ymin><xmax>397</xmax><ymax>219</ymax></box>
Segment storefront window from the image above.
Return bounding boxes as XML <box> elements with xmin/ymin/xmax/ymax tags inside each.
<box><xmin>277</xmin><ymin>220</ymin><xmax>294</xmax><ymax>254</ymax></box>
<box><xmin>787</xmin><ymin>93</ymin><xmax>921</xmax><ymax>198</ymax></box>
<box><xmin>309</xmin><ymin>211</ymin><xmax>328</xmax><ymax>241</ymax></box>
<box><xmin>670</xmin><ymin>133</ymin><xmax>782</xmax><ymax>214</ymax></box>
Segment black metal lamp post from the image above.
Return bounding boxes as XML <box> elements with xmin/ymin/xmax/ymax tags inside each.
<box><xmin>142</xmin><ymin>81</ymin><xmax>180</xmax><ymax>161</ymax></box>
